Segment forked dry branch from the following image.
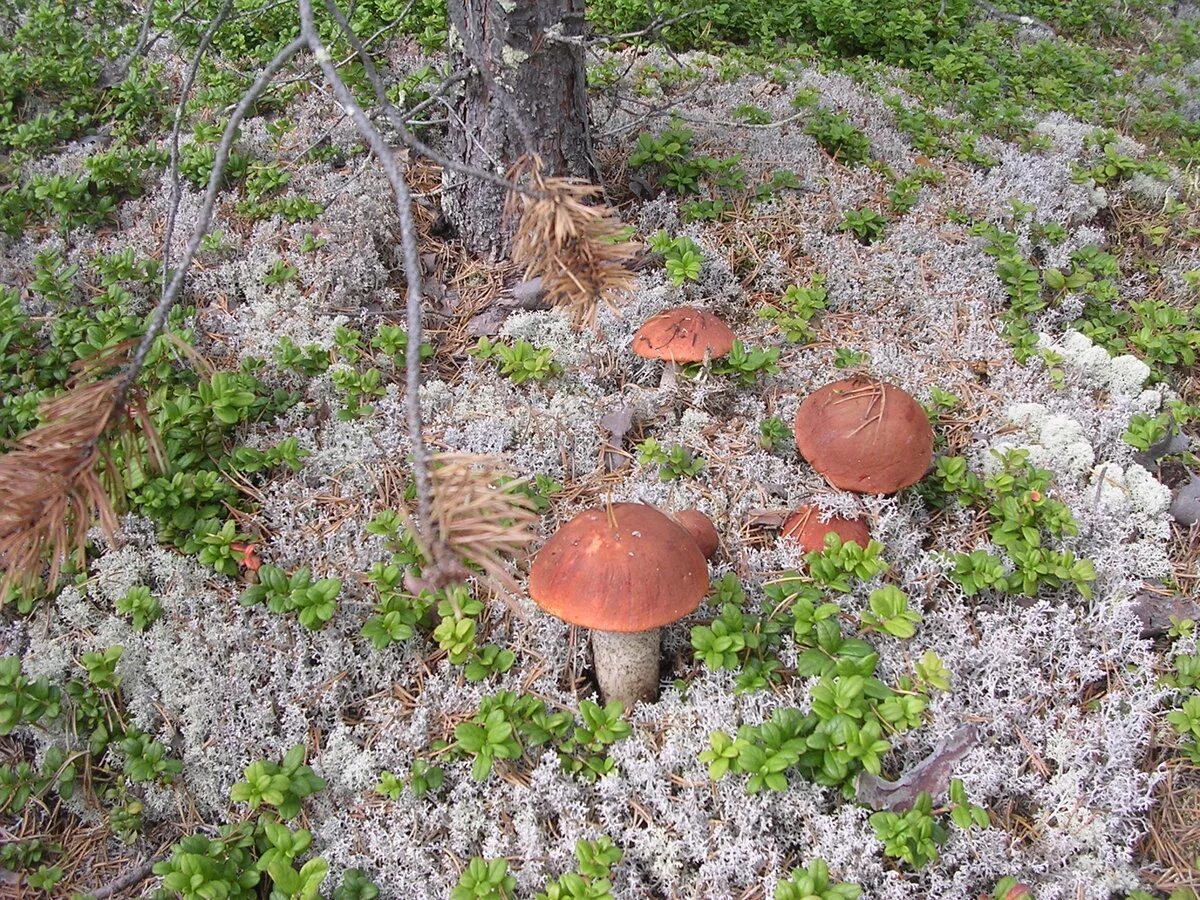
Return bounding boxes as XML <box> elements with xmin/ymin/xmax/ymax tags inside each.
<box><xmin>0</xmin><ymin>35</ymin><xmax>306</xmax><ymax>597</ymax></box>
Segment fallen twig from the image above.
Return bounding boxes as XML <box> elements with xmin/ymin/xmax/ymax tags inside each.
<box><xmin>87</xmin><ymin>860</ymin><xmax>158</xmax><ymax>900</ymax></box>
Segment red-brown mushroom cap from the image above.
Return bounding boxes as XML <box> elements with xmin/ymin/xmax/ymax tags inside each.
<box><xmin>794</xmin><ymin>376</ymin><xmax>933</xmax><ymax>494</ymax></box>
<box><xmin>672</xmin><ymin>509</ymin><xmax>719</xmax><ymax>560</ymax></box>
<box><xmin>631</xmin><ymin>307</ymin><xmax>736</xmax><ymax>364</ymax></box>
<box><xmin>780</xmin><ymin>505</ymin><xmax>871</xmax><ymax>553</ymax></box>
<box><xmin>529</xmin><ymin>503</ymin><xmax>709</xmax><ymax>633</ymax></box>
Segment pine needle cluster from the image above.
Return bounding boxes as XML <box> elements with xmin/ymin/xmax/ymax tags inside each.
<box><xmin>507</xmin><ymin>156</ymin><xmax>639</xmax><ymax>329</ymax></box>
<box><xmin>423</xmin><ymin>452</ymin><xmax>540</xmax><ymax>597</ymax></box>
<box><xmin>0</xmin><ymin>348</ymin><xmax>161</xmax><ymax>597</ymax></box>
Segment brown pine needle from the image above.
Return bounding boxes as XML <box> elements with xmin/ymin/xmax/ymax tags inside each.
<box><xmin>398</xmin><ymin>453</ymin><xmax>541</xmax><ymax>605</ymax></box>
<box><xmin>507</xmin><ymin>156</ymin><xmax>639</xmax><ymax>330</ymax></box>
<box><xmin>831</xmin><ymin>380</ymin><xmax>888</xmax><ymax>438</ymax></box>
<box><xmin>0</xmin><ymin>351</ymin><xmax>164</xmax><ymax>598</ymax></box>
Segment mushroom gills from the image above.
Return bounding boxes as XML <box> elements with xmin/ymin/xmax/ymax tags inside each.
<box><xmin>591</xmin><ymin>628</ymin><xmax>662</xmax><ymax>707</ymax></box>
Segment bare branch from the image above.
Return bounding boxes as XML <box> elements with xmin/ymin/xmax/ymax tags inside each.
<box><xmin>161</xmin><ymin>0</ymin><xmax>234</xmax><ymax>285</ymax></box>
<box><xmin>297</xmin><ymin>0</ymin><xmax>453</xmax><ymax>579</ymax></box>
<box><xmin>971</xmin><ymin>0</ymin><xmax>1056</xmax><ymax>34</ymax></box>
<box><xmin>87</xmin><ymin>860</ymin><xmax>158</xmax><ymax>900</ymax></box>
<box><xmin>403</xmin><ymin>68</ymin><xmax>470</xmax><ymax>122</ymax></box>
<box><xmin>115</xmin><ymin>35</ymin><xmax>307</xmax><ymax>409</ymax></box>
<box><xmin>1</xmin><ymin>37</ymin><xmax>305</xmax><ymax>594</ymax></box>
<box><xmin>290</xmin><ymin>65</ymin><xmax>469</xmax><ymax>173</ymax></box>
<box><xmin>112</xmin><ymin>0</ymin><xmax>158</xmax><ymax>82</ymax></box>
<box><xmin>113</xmin><ymin>1</ymin><xmax>214</xmax><ymax>81</ymax></box>
<box><xmin>7</xmin><ymin>0</ymin><xmax>635</xmax><ymax>595</ymax></box>
<box><xmin>541</xmin><ymin>10</ymin><xmax>697</xmax><ymax>49</ymax></box>
<box><xmin>274</xmin><ymin>1</ymin><xmax>414</xmax><ymax>87</ymax></box>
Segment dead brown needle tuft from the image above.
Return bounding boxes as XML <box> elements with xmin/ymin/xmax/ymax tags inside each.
<box><xmin>507</xmin><ymin>156</ymin><xmax>639</xmax><ymax>330</ymax></box>
<box><xmin>416</xmin><ymin>453</ymin><xmax>540</xmax><ymax>601</ymax></box>
<box><xmin>0</xmin><ymin>346</ymin><xmax>163</xmax><ymax>597</ymax></box>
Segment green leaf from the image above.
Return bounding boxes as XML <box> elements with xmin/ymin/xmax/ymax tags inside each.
<box><xmin>471</xmin><ymin>754</ymin><xmax>493</xmax><ymax>782</ymax></box>
<box><xmin>283</xmin><ymin>744</ymin><xmax>305</xmax><ymax>772</ymax></box>
<box><xmin>486</xmin><ymin>721</ymin><xmax>514</xmax><ymax>745</ymax></box>
<box><xmin>455</xmin><ymin>723</ymin><xmax>486</xmax><ymax>753</ymax></box>
<box><xmin>884</xmin><ymin>618</ymin><xmax>916</xmax><ymax>639</ymax></box>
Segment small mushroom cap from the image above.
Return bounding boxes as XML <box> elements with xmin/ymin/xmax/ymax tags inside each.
<box><xmin>780</xmin><ymin>505</ymin><xmax>871</xmax><ymax>553</ymax></box>
<box><xmin>794</xmin><ymin>376</ymin><xmax>933</xmax><ymax>494</ymax></box>
<box><xmin>631</xmin><ymin>307</ymin><xmax>736</xmax><ymax>363</ymax></box>
<box><xmin>672</xmin><ymin>509</ymin><xmax>719</xmax><ymax>560</ymax></box>
<box><xmin>529</xmin><ymin>503</ymin><xmax>709</xmax><ymax>633</ymax></box>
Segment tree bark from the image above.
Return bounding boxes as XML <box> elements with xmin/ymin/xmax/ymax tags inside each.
<box><xmin>443</xmin><ymin>0</ymin><xmax>594</xmax><ymax>259</ymax></box>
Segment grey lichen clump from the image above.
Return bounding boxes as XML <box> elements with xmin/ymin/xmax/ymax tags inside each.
<box><xmin>4</xmin><ymin>35</ymin><xmax>1191</xmax><ymax>900</ymax></box>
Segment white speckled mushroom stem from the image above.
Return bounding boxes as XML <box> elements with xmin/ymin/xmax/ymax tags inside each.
<box><xmin>591</xmin><ymin>628</ymin><xmax>662</xmax><ymax>707</ymax></box>
<box><xmin>658</xmin><ymin>362</ymin><xmax>678</xmax><ymax>391</ymax></box>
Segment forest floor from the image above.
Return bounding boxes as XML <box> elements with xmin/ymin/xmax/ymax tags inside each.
<box><xmin>2</xmin><ymin>1</ymin><xmax>1200</xmax><ymax>898</ymax></box>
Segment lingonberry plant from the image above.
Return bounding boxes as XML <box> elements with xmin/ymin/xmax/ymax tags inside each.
<box><xmin>773</xmin><ymin>859</ymin><xmax>862</xmax><ymax>900</ymax></box>
<box><xmin>926</xmin><ymin>450</ymin><xmax>1097</xmax><ymax>599</ymax></box>
<box><xmin>240</xmin><ymin>565</ymin><xmax>344</xmax><ymax>630</ymax></box>
<box><xmin>637</xmin><ymin>438</ymin><xmax>707</xmax><ymax>481</ymax></box>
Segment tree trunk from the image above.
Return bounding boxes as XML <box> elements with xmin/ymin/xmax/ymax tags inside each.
<box><xmin>443</xmin><ymin>0</ymin><xmax>593</xmax><ymax>259</ymax></box>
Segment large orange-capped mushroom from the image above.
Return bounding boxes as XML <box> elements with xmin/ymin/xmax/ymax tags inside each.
<box><xmin>780</xmin><ymin>505</ymin><xmax>871</xmax><ymax>553</ymax></box>
<box><xmin>632</xmin><ymin>307</ymin><xmax>736</xmax><ymax>388</ymax></box>
<box><xmin>794</xmin><ymin>376</ymin><xmax>933</xmax><ymax>494</ymax></box>
<box><xmin>672</xmin><ymin>508</ymin><xmax>719</xmax><ymax>560</ymax></box>
<box><xmin>529</xmin><ymin>503</ymin><xmax>709</xmax><ymax>706</ymax></box>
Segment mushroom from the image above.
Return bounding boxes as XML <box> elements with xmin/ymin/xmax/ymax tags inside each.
<box><xmin>528</xmin><ymin>503</ymin><xmax>709</xmax><ymax>706</ymax></box>
<box><xmin>631</xmin><ymin>307</ymin><xmax>736</xmax><ymax>389</ymax></box>
<box><xmin>781</xmin><ymin>505</ymin><xmax>871</xmax><ymax>553</ymax></box>
<box><xmin>794</xmin><ymin>376</ymin><xmax>933</xmax><ymax>494</ymax></box>
<box><xmin>672</xmin><ymin>508</ymin><xmax>719</xmax><ymax>560</ymax></box>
